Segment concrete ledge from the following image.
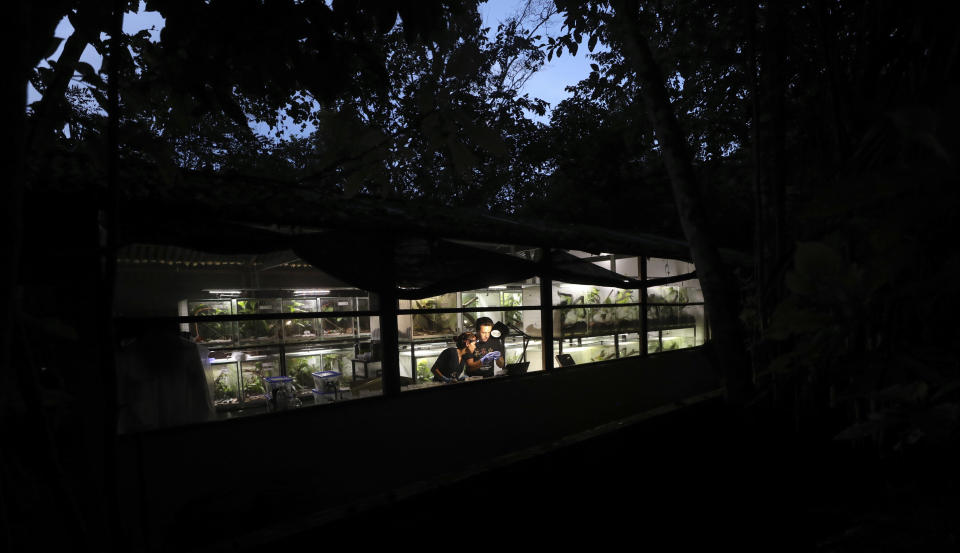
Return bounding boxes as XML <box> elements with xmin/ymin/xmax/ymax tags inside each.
<box><xmin>116</xmin><ymin>347</ymin><xmax>720</xmax><ymax>552</ymax></box>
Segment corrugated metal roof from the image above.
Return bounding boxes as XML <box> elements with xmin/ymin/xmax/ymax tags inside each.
<box><xmin>116</xmin><ymin>245</ymin><xmax>314</xmax><ymax>269</ymax></box>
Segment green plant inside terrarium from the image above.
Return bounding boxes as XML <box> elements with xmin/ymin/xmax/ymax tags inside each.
<box><xmin>587</xmin><ymin>287</ymin><xmax>619</xmax><ymax>330</ymax></box>
<box><xmin>190</xmin><ymin>302</ymin><xmax>234</xmax><ymax>343</ymax></box>
<box><xmin>237</xmin><ymin>300</ymin><xmax>279</xmax><ymax>342</ymax></box>
<box><xmin>322</xmin><ymin>353</ymin><xmax>346</xmax><ymax>372</ymax></box>
<box><xmin>241</xmin><ymin>363</ymin><xmax>266</xmax><ymax>399</ymax></box>
<box><xmin>558</xmin><ymin>293</ymin><xmax>588</xmax><ymax>335</ymax></box>
<box><xmin>416</xmin><ymin>359</ymin><xmax>432</xmax><ymax>383</ymax></box>
<box><xmin>213</xmin><ymin>366</ymin><xmax>237</xmax><ymax>402</ymax></box>
<box><xmin>502</xmin><ymin>292</ymin><xmax>523</xmax><ymax>328</ymax></box>
<box><xmin>320</xmin><ymin>302</ymin><xmax>355</xmax><ymax>336</ymax></box>
<box><xmin>591</xmin><ymin>346</ymin><xmax>616</xmax><ymax>362</ymax></box>
<box><xmin>412</xmin><ymin>298</ymin><xmax>457</xmax><ymax>336</ymax></box>
<box><xmin>286</xmin><ymin>300</ymin><xmax>314</xmax><ymax>313</ymax></box>
<box><xmin>286</xmin><ymin>357</ymin><xmax>316</xmax><ymax>390</ymax></box>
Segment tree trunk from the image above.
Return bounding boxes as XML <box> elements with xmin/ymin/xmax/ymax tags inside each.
<box><xmin>749</xmin><ymin>0</ymin><xmax>788</xmax><ymax>380</ymax></box>
<box><xmin>612</xmin><ymin>7</ymin><xmax>752</xmax><ymax>403</ymax></box>
<box><xmin>27</xmin><ymin>26</ymin><xmax>91</xmax><ymax>152</ymax></box>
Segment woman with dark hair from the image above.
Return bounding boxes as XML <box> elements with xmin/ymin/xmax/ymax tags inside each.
<box><xmin>431</xmin><ymin>332</ymin><xmax>476</xmax><ymax>383</ymax></box>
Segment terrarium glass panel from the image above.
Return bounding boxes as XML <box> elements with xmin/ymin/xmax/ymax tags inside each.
<box><xmin>412</xmin><ymin>293</ymin><xmax>458</xmax><ymax>310</ymax></box>
<box><xmin>404</xmin><ymin>341</ymin><xmax>449</xmax><ymax>387</ymax></box>
<box><xmin>554</xmin><ymin>284</ymin><xmax>640</xmax><ymax>337</ymax></box>
<box><xmin>613</xmin><ymin>303</ymin><xmax>641</xmax><ymax>333</ymax></box>
<box><xmin>682</xmin><ymin>305</ymin><xmax>706</xmax><ymax>346</ymax></box>
<box><xmin>647</xmin><ymin>331</ymin><xmax>663</xmax><ymax>354</ymax></box>
<box><xmin>646</xmin><ymin>258</ymin><xmax>696</xmax><ymax>279</ymax></box>
<box><xmin>356</xmin><ymin>297</ymin><xmax>371</xmax><ymax>336</ymax></box>
<box><xmin>496</xmin><ymin>335</ymin><xmax>540</xmax><ymax>375</ymax></box>
<box><xmin>399</xmin><ymin>344</ymin><xmax>415</xmax><ymax>381</ymax></box>
<box><xmin>283</xmin><ymin>347</ymin><xmax>324</xmax><ymax>398</ymax></box>
<box><xmin>187</xmin><ymin>300</ymin><xmax>236</xmax><ymax>346</ymax></box>
<box><xmin>618</xmin><ymin>333</ymin><xmax>642</xmax><ymax>358</ymax></box>
<box><xmin>238</xmin><ymin>348</ymin><xmax>281</xmax><ymax>403</ymax></box>
<box><xmin>320</xmin><ymin>297</ymin><xmax>356</xmax><ymax>339</ymax></box>
<box><xmin>555</xmin><ymin>306</ymin><xmax>589</xmax><ymax>337</ymax></box>
<box><xmin>519</xmin><ymin>340</ymin><xmax>543</xmax><ymax>373</ymax></box>
<box><xmin>208</xmin><ymin>359</ymin><xmax>240</xmax><ymax>407</ymax></box>
<box><xmin>462</xmin><ymin>290</ymin><xmax>499</xmax><ymax>331</ymax></box>
<box><xmin>612</xmin><ymin>256</ymin><xmax>640</xmax><ymax>279</ymax></box>
<box><xmin>411</xmin><ymin>293</ymin><xmax>458</xmax><ymax>338</ymax></box>
<box><xmin>562</xmin><ymin>336</ymin><xmax>617</xmax><ymax>365</ymax></box>
<box><xmin>647</xmin><ymin>285</ymin><xmax>695</xmax><ymax>305</ymax></box>
<box><xmin>318</xmin><ymin>347</ymin><xmax>353</xmax><ymax>380</ymax></box>
<box><xmin>661</xmin><ymin>327</ymin><xmax>698</xmax><ymax>351</ymax></box>
<box><xmin>503</xmin><ymin>336</ymin><xmax>529</xmax><ymax>365</ymax></box>
<box><xmin>237</xmin><ymin>298</ymin><xmax>281</xmax><ymax>345</ymax></box>
<box><xmin>677</xmin><ymin>279</ymin><xmax>704</xmax><ymax>303</ymax></box>
<box><xmin>462</xmin><ymin>290</ymin><xmax>499</xmax><ymax>309</ymax></box>
<box><xmin>647</xmin><ymin>305</ymin><xmax>697</xmax><ymax>331</ymax></box>
<box><xmin>501</xmin><ymin>291</ymin><xmax>523</xmax><ymax>330</ymax></box>
<box><xmin>553</xmin><ymin>282</ymin><xmax>592</xmax><ymax>306</ymax></box>
<box><xmin>282</xmin><ymin>299</ymin><xmax>319</xmax><ymax>343</ymax></box>
<box><xmin>520</xmin><ymin>286</ymin><xmax>542</xmax><ymax>337</ymax></box>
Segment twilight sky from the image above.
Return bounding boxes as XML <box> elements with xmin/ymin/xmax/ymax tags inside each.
<box><xmin>30</xmin><ymin>1</ymin><xmax>597</xmax><ymax>132</ymax></box>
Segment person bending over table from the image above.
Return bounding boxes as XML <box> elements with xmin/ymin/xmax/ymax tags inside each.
<box><xmin>465</xmin><ymin>317</ymin><xmax>504</xmax><ymax>377</ymax></box>
<box><xmin>431</xmin><ymin>332</ymin><xmax>477</xmax><ymax>383</ymax></box>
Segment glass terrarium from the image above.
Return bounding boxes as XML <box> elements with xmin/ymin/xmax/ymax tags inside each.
<box><xmin>320</xmin><ymin>297</ymin><xmax>356</xmax><ymax>339</ymax></box>
<box><xmin>648</xmin><ymin>304</ymin><xmax>701</xmax><ymax>331</ymax></box>
<box><xmin>677</xmin><ymin>279</ymin><xmax>704</xmax><ymax>303</ymax></box>
<box><xmin>208</xmin><ymin>357</ymin><xmax>240</xmax><ymax>407</ymax></box>
<box><xmin>618</xmin><ymin>333</ymin><xmax>642</xmax><ymax>358</ymax></box>
<box><xmin>647</xmin><ymin>257</ymin><xmax>696</xmax><ymax>280</ymax></box>
<box><xmin>317</xmin><ymin>346</ymin><xmax>353</xmax><ymax>381</ymax></box>
<box><xmin>683</xmin><ymin>304</ymin><xmax>707</xmax><ymax>344</ymax></box>
<box><xmin>554</xmin><ymin>283</ymin><xmax>638</xmax><ymax>337</ymax></box>
<box><xmin>496</xmin><ymin>335</ymin><xmax>542</xmax><ymax>374</ymax></box>
<box><xmin>553</xmin><ymin>283</ymin><xmax>590</xmax><ymax>337</ymax></box>
<box><xmin>402</xmin><ymin>341</ymin><xmax>449</xmax><ymax>386</ymax></box>
<box><xmin>409</xmin><ymin>293</ymin><xmax>458</xmax><ymax>338</ymax></box>
<box><xmin>519</xmin><ymin>340</ymin><xmax>543</xmax><ymax>372</ymax></box>
<box><xmin>284</xmin><ymin>344</ymin><xmax>354</xmax><ymax>392</ymax></box>
<box><xmin>236</xmin><ymin>298</ymin><xmax>281</xmax><ymax>345</ymax></box>
<box><xmin>613</xmin><ymin>291</ymin><xmax>640</xmax><ymax>332</ymax></box>
<box><xmin>283</xmin><ymin>347</ymin><xmax>323</xmax><ymax>399</ymax></box>
<box><xmin>647</xmin><ymin>285</ymin><xmax>692</xmax><ymax>306</ymax></box>
<box><xmin>399</xmin><ymin>344</ymin><xmax>416</xmax><ymax>381</ymax></box>
<box><xmin>555</xmin><ymin>305</ymin><xmax>589</xmax><ymax>338</ymax></box>
<box><xmin>503</xmin><ymin>336</ymin><xmax>529</xmax><ymax>365</ymax></box>
<box><xmin>501</xmin><ymin>291</ymin><xmax>523</xmax><ymax>329</ymax></box>
<box><xmin>238</xmin><ymin>348</ymin><xmax>281</xmax><ymax>404</ymax></box>
<box><xmin>661</xmin><ymin>327</ymin><xmax>698</xmax><ymax>351</ymax></box>
<box><xmin>187</xmin><ymin>300</ymin><xmax>236</xmax><ymax>346</ymax></box>
<box><xmin>647</xmin><ymin>331</ymin><xmax>663</xmax><ymax>354</ymax></box>
<box><xmin>559</xmin><ymin>336</ymin><xmax>617</xmax><ymax>365</ymax></box>
<box><xmin>282</xmin><ymin>298</ymin><xmax>319</xmax><ymax>343</ymax></box>
<box><xmin>460</xmin><ymin>288</ymin><xmax>523</xmax><ymax>331</ymax></box>
<box><xmin>356</xmin><ymin>296</ymin><xmax>372</xmax><ymax>337</ymax></box>
<box><xmin>518</xmin><ymin>286</ymin><xmax>543</xmax><ymax>337</ymax></box>
<box><xmin>583</xmin><ymin>286</ymin><xmax>619</xmax><ymax>334</ymax></box>
<box><xmin>583</xmin><ymin>336</ymin><xmax>618</xmax><ymax>364</ymax></box>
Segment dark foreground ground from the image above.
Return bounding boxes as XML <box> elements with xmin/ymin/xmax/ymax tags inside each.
<box><xmin>231</xmin><ymin>400</ymin><xmax>957</xmax><ymax>552</ymax></box>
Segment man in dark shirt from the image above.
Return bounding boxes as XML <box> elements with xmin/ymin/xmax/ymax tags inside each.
<box><xmin>465</xmin><ymin>317</ymin><xmax>505</xmax><ymax>377</ymax></box>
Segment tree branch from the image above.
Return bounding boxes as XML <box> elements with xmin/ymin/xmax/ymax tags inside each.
<box><xmin>28</xmin><ymin>25</ymin><xmax>93</xmax><ymax>153</ymax></box>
